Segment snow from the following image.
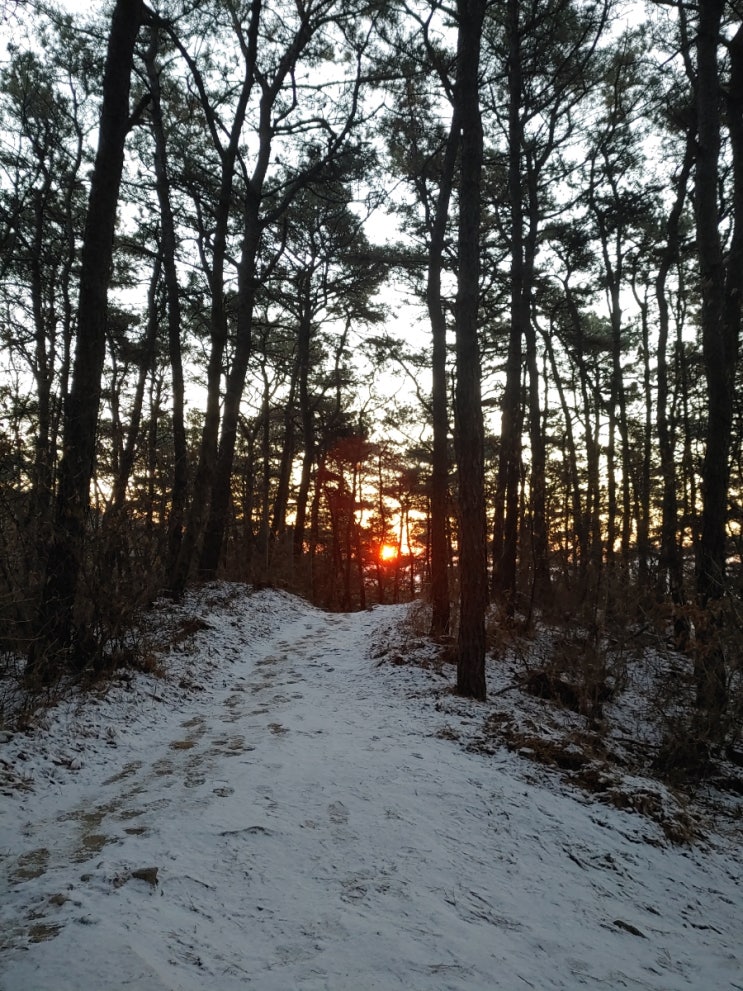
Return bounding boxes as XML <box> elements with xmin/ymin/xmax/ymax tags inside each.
<box><xmin>1</xmin><ymin>585</ymin><xmax>741</xmax><ymax>991</ymax></box>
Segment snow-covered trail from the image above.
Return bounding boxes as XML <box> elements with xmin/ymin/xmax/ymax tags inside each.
<box><xmin>1</xmin><ymin>589</ymin><xmax>741</xmax><ymax>990</ymax></box>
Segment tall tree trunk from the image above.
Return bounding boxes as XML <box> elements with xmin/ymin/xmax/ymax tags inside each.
<box><xmin>521</xmin><ymin>150</ymin><xmax>551</xmax><ymax>605</ymax></box>
<box><xmin>293</xmin><ymin>292</ymin><xmax>314</xmax><ymax>561</ymax></box>
<box><xmin>591</xmin><ymin>176</ymin><xmax>630</xmax><ymax>572</ymax></box>
<box><xmin>454</xmin><ymin>0</ymin><xmax>487</xmax><ymax>701</ymax></box>
<box><xmin>427</xmin><ymin>110</ymin><xmax>460</xmax><ymax>637</ymax></box>
<box><xmin>271</xmin><ymin>409</ymin><xmax>296</xmax><ymax>540</ymax></box>
<box><xmin>29</xmin><ymin>180</ymin><xmax>55</xmax><ymax>531</ymax></box>
<box><xmin>29</xmin><ymin>0</ymin><xmax>144</xmax><ymax>680</ymax></box>
<box><xmin>256</xmin><ymin>373</ymin><xmax>272</xmax><ymax>568</ymax></box>
<box><xmin>563</xmin><ymin>283</ymin><xmax>603</xmax><ymax>575</ymax></box>
<box><xmin>541</xmin><ymin>321</ymin><xmax>586</xmax><ymax>573</ymax></box>
<box><xmin>144</xmin><ymin>31</ymin><xmax>188</xmax><ymax>583</ymax></box>
<box><xmin>693</xmin><ymin>1</ymin><xmax>742</xmax><ymax>713</ymax></box>
<box><xmin>493</xmin><ymin>0</ymin><xmax>524</xmax><ymax>617</ymax></box>
<box><xmin>271</xmin><ymin>339</ymin><xmax>301</xmax><ymax>542</ymax></box>
<box><xmin>524</xmin><ymin>320</ymin><xmax>550</xmax><ymax>597</ymax></box>
<box><xmin>107</xmin><ymin>251</ymin><xmax>160</xmax><ymax>514</ymax></box>
<box><xmin>637</xmin><ymin>288</ymin><xmax>652</xmax><ymax>587</ymax></box>
<box><xmin>695</xmin><ymin>0</ymin><xmax>727</xmax><ymax>603</ymax></box>
<box><xmin>308</xmin><ymin>452</ymin><xmax>325</xmax><ymax>600</ymax></box>
<box><xmin>655</xmin><ymin>142</ymin><xmax>693</xmax><ymax>608</ymax></box>
<box><xmin>198</xmin><ymin>195</ymin><xmax>261</xmax><ymax>578</ymax></box>
<box><xmin>167</xmin><ymin>2</ymin><xmax>259</xmax><ymax>594</ymax></box>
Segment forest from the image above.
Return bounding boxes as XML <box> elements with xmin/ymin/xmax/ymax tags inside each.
<box><xmin>0</xmin><ymin>0</ymin><xmax>741</xmax><ymax>761</ymax></box>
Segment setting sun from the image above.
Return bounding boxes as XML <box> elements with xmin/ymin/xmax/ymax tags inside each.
<box><xmin>379</xmin><ymin>543</ymin><xmax>399</xmax><ymax>562</ymax></box>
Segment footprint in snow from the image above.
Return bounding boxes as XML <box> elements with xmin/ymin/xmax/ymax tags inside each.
<box><xmin>328</xmin><ymin>800</ymin><xmax>349</xmax><ymax>825</ymax></box>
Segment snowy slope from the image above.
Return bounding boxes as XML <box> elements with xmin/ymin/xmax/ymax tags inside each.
<box><xmin>1</xmin><ymin>585</ymin><xmax>740</xmax><ymax>990</ymax></box>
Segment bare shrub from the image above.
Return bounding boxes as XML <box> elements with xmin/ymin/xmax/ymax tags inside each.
<box><xmin>517</xmin><ymin>629</ymin><xmax>628</xmax><ymax>723</ymax></box>
<box><xmin>646</xmin><ymin>590</ymin><xmax>743</xmax><ymax>784</ymax></box>
<box><xmin>402</xmin><ymin>599</ymin><xmax>433</xmax><ymax>638</ymax></box>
